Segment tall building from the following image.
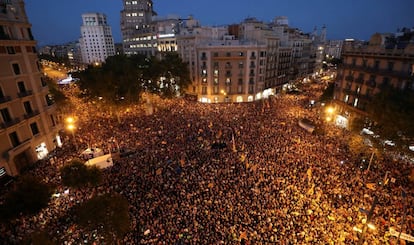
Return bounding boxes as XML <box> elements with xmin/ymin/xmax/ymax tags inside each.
<box><xmin>0</xmin><ymin>0</ymin><xmax>61</xmax><ymax>176</ymax></box>
<box><xmin>79</xmin><ymin>13</ymin><xmax>115</xmax><ymax>65</ymax></box>
<box><xmin>177</xmin><ymin>17</ymin><xmax>316</xmax><ymax>103</ymax></box>
<box><xmin>333</xmin><ymin>31</ymin><xmax>414</xmax><ymax>128</ymax></box>
<box><xmin>121</xmin><ymin>0</ymin><xmax>156</xmax><ymax>56</ymax></box>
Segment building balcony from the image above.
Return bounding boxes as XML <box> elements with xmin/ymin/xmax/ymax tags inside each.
<box><xmin>24</xmin><ymin>110</ymin><xmax>40</xmax><ymax>119</ymax></box>
<box><xmin>345</xmin><ymin>75</ymin><xmax>354</xmax><ymax>82</ymax></box>
<box><xmin>355</xmin><ymin>77</ymin><xmax>364</xmax><ymax>84</ymax></box>
<box><xmin>0</xmin><ymin>96</ymin><xmax>12</xmax><ymax>104</ymax></box>
<box><xmin>250</xmin><ymin>56</ymin><xmax>256</xmax><ymax>60</ymax></box>
<box><xmin>0</xmin><ymin>117</ymin><xmax>21</xmax><ymax>129</ymax></box>
<box><xmin>17</xmin><ymin>90</ymin><xmax>33</xmax><ymax>98</ymax></box>
<box><xmin>365</xmin><ymin>80</ymin><xmax>377</xmax><ymax>88</ymax></box>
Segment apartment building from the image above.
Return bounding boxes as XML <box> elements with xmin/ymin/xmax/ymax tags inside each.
<box><xmin>334</xmin><ymin>31</ymin><xmax>414</xmax><ymax>127</ymax></box>
<box><xmin>79</xmin><ymin>13</ymin><xmax>115</xmax><ymax>65</ymax></box>
<box><xmin>0</xmin><ymin>0</ymin><xmax>61</xmax><ymax>176</ymax></box>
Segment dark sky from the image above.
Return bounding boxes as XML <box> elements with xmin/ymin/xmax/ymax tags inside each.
<box><xmin>26</xmin><ymin>0</ymin><xmax>413</xmax><ymax>46</ymax></box>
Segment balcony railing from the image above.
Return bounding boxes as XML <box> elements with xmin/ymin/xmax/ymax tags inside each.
<box><xmin>0</xmin><ymin>117</ymin><xmax>21</xmax><ymax>129</ymax></box>
<box><xmin>345</xmin><ymin>75</ymin><xmax>354</xmax><ymax>82</ymax></box>
<box><xmin>355</xmin><ymin>77</ymin><xmax>364</xmax><ymax>84</ymax></box>
<box><xmin>365</xmin><ymin>80</ymin><xmax>377</xmax><ymax>88</ymax></box>
<box><xmin>0</xmin><ymin>96</ymin><xmax>11</xmax><ymax>104</ymax></box>
<box><xmin>24</xmin><ymin>110</ymin><xmax>40</xmax><ymax>119</ymax></box>
<box><xmin>17</xmin><ymin>90</ymin><xmax>33</xmax><ymax>98</ymax></box>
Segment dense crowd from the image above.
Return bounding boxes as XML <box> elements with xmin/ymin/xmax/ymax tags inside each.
<box><xmin>0</xmin><ymin>82</ymin><xmax>413</xmax><ymax>244</ymax></box>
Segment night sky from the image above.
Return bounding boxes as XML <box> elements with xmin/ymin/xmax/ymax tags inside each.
<box><xmin>25</xmin><ymin>0</ymin><xmax>413</xmax><ymax>46</ymax></box>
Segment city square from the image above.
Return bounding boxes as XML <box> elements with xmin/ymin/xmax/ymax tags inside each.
<box><xmin>1</xmin><ymin>80</ymin><xmax>413</xmax><ymax>244</ymax></box>
<box><xmin>1</xmin><ymin>0</ymin><xmax>413</xmax><ymax>244</ymax></box>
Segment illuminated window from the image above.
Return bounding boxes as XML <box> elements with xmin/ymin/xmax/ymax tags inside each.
<box><xmin>353</xmin><ymin>98</ymin><xmax>358</xmax><ymax>107</ymax></box>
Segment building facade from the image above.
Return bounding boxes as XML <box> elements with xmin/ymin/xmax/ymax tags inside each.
<box><xmin>334</xmin><ymin>32</ymin><xmax>414</xmax><ymax>127</ymax></box>
<box><xmin>121</xmin><ymin>0</ymin><xmax>156</xmax><ymax>56</ymax></box>
<box><xmin>177</xmin><ymin>17</ymin><xmax>317</xmax><ymax>102</ymax></box>
<box><xmin>79</xmin><ymin>13</ymin><xmax>115</xmax><ymax>65</ymax></box>
<box><xmin>0</xmin><ymin>0</ymin><xmax>61</xmax><ymax>176</ymax></box>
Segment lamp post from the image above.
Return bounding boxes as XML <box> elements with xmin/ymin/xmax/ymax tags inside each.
<box><xmin>325</xmin><ymin>106</ymin><xmax>335</xmax><ymax>123</ymax></box>
<box><xmin>66</xmin><ymin>116</ymin><xmax>78</xmax><ymax>151</ymax></box>
<box><xmin>358</xmin><ymin>196</ymin><xmax>378</xmax><ymax>245</ymax></box>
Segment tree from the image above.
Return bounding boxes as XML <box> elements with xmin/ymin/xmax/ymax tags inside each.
<box><xmin>23</xmin><ymin>230</ymin><xmax>56</xmax><ymax>245</ymax></box>
<box><xmin>76</xmin><ymin>55</ymin><xmax>143</xmax><ymax>106</ymax></box>
<box><xmin>366</xmin><ymin>84</ymin><xmax>414</xmax><ymax>145</ymax></box>
<box><xmin>0</xmin><ymin>175</ymin><xmax>53</xmax><ymax>221</ymax></box>
<box><xmin>75</xmin><ymin>193</ymin><xmax>131</xmax><ymax>243</ymax></box>
<box><xmin>140</xmin><ymin>53</ymin><xmax>191</xmax><ymax>98</ymax></box>
<box><xmin>44</xmin><ymin>76</ymin><xmax>70</xmax><ymax>110</ymax></box>
<box><xmin>319</xmin><ymin>82</ymin><xmax>334</xmax><ymax>103</ymax></box>
<box><xmin>60</xmin><ymin>159</ymin><xmax>102</xmax><ymax>188</ymax></box>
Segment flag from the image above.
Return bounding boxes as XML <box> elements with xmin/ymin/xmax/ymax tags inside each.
<box><xmin>156</xmin><ymin>168</ymin><xmax>163</xmax><ymax>175</ymax></box>
<box><xmin>366</xmin><ymin>183</ymin><xmax>376</xmax><ymax>190</ymax></box>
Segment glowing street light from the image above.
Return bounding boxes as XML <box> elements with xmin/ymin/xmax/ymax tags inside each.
<box><xmin>65</xmin><ymin>116</ymin><xmax>78</xmax><ymax>151</ymax></box>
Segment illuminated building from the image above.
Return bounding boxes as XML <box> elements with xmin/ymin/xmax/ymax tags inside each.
<box><xmin>334</xmin><ymin>30</ymin><xmax>414</xmax><ymax>127</ymax></box>
<box><xmin>177</xmin><ymin>17</ymin><xmax>316</xmax><ymax>102</ymax></box>
<box><xmin>79</xmin><ymin>13</ymin><xmax>115</xmax><ymax>65</ymax></box>
<box><xmin>121</xmin><ymin>0</ymin><xmax>156</xmax><ymax>56</ymax></box>
<box><xmin>0</xmin><ymin>0</ymin><xmax>61</xmax><ymax>176</ymax></box>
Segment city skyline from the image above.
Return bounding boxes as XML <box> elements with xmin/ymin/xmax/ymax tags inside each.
<box><xmin>26</xmin><ymin>0</ymin><xmax>413</xmax><ymax>46</ymax></box>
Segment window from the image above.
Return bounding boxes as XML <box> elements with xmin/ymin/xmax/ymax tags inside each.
<box><xmin>374</xmin><ymin>60</ymin><xmax>380</xmax><ymax>69</ymax></box>
<box><xmin>45</xmin><ymin>94</ymin><xmax>54</xmax><ymax>106</ymax></box>
<box><xmin>17</xmin><ymin>81</ymin><xmax>26</xmax><ymax>92</ymax></box>
<box><xmin>387</xmin><ymin>62</ymin><xmax>394</xmax><ymax>71</ymax></box>
<box><xmin>226</xmin><ymin>52</ymin><xmax>231</xmax><ymax>57</ymax></box>
<box><xmin>23</xmin><ymin>101</ymin><xmax>33</xmax><ymax>114</ymax></box>
<box><xmin>213</xmin><ymin>78</ymin><xmax>219</xmax><ymax>84</ymax></box>
<box><xmin>30</xmin><ymin>122</ymin><xmax>40</xmax><ymax>135</ymax></box>
<box><xmin>41</xmin><ymin>77</ymin><xmax>47</xmax><ymax>87</ymax></box>
<box><xmin>6</xmin><ymin>46</ymin><xmax>15</xmax><ymax>54</ymax></box>
<box><xmin>50</xmin><ymin>114</ymin><xmax>56</xmax><ymax>127</ymax></box>
<box><xmin>201</xmin><ymin>86</ymin><xmax>207</xmax><ymax>95</ymax></box>
<box><xmin>12</xmin><ymin>63</ymin><xmax>21</xmax><ymax>75</ymax></box>
<box><xmin>213</xmin><ymin>86</ymin><xmax>219</xmax><ymax>94</ymax></box>
<box><xmin>239</xmin><ymin>52</ymin><xmax>244</xmax><ymax>56</ymax></box>
<box><xmin>1</xmin><ymin>108</ymin><xmax>11</xmax><ymax>122</ymax></box>
<box><xmin>225</xmin><ymin>78</ymin><xmax>231</xmax><ymax>84</ymax></box>
<box><xmin>9</xmin><ymin>131</ymin><xmax>20</xmax><ymax>147</ymax></box>
<box><xmin>238</xmin><ymin>78</ymin><xmax>243</xmax><ymax>85</ymax></box>
<box><xmin>237</xmin><ymin>85</ymin><xmax>243</xmax><ymax>93</ymax></box>
<box><xmin>213</xmin><ymin>52</ymin><xmax>218</xmax><ymax>57</ymax></box>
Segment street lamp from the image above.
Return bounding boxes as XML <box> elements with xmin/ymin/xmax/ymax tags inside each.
<box><xmin>66</xmin><ymin>116</ymin><xmax>78</xmax><ymax>151</ymax></box>
<box><xmin>325</xmin><ymin>106</ymin><xmax>336</xmax><ymax>122</ymax></box>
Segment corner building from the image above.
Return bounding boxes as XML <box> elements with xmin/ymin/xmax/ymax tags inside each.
<box><xmin>0</xmin><ymin>0</ymin><xmax>61</xmax><ymax>176</ymax></box>
<box><xmin>334</xmin><ymin>31</ymin><xmax>414</xmax><ymax>127</ymax></box>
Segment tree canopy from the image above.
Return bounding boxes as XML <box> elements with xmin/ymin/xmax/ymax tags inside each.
<box><xmin>75</xmin><ymin>53</ymin><xmax>191</xmax><ymax>105</ymax></box>
<box><xmin>0</xmin><ymin>175</ymin><xmax>53</xmax><ymax>221</ymax></box>
<box><xmin>75</xmin><ymin>193</ymin><xmax>131</xmax><ymax>243</ymax></box>
<box><xmin>366</xmin><ymin>83</ymin><xmax>414</xmax><ymax>147</ymax></box>
<box><xmin>60</xmin><ymin>159</ymin><xmax>102</xmax><ymax>188</ymax></box>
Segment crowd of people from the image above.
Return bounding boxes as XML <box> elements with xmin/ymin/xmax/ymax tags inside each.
<box><xmin>0</xmin><ymin>81</ymin><xmax>413</xmax><ymax>244</ymax></box>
